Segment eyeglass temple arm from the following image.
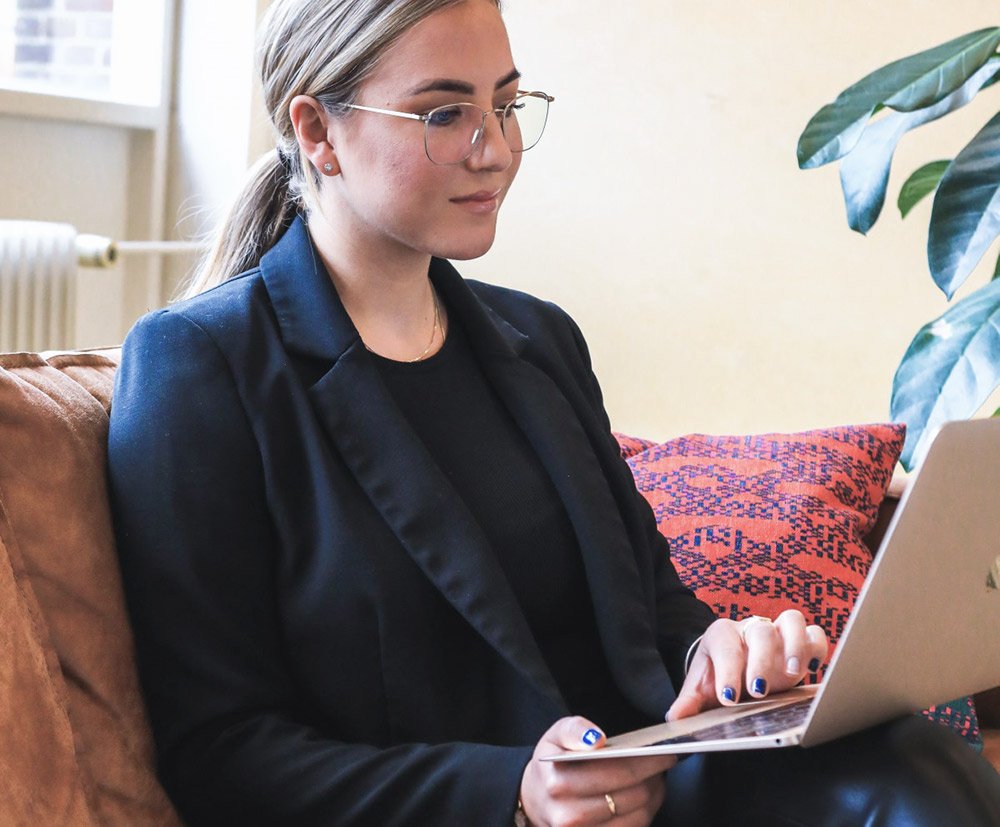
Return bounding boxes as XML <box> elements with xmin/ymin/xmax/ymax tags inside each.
<box><xmin>343</xmin><ymin>103</ymin><xmax>427</xmax><ymax>122</ymax></box>
<box><xmin>347</xmin><ymin>92</ymin><xmax>554</xmax><ymax>121</ymax></box>
<box><xmin>518</xmin><ymin>90</ymin><xmax>555</xmax><ymax>102</ymax></box>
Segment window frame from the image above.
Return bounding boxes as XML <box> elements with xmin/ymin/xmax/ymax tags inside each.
<box><xmin>0</xmin><ymin>0</ymin><xmax>172</xmax><ymax>130</ymax></box>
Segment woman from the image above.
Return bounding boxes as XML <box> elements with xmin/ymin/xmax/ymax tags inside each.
<box><xmin>107</xmin><ymin>1</ymin><xmax>1000</xmax><ymax>825</ymax></box>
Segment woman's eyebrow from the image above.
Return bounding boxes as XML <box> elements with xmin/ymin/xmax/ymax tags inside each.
<box><xmin>406</xmin><ymin>68</ymin><xmax>521</xmax><ymax>97</ymax></box>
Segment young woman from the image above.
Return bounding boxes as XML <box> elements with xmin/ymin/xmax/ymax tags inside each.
<box><xmin>107</xmin><ymin>1</ymin><xmax>1000</xmax><ymax>824</ymax></box>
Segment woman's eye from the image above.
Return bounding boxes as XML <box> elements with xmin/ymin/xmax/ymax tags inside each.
<box><xmin>497</xmin><ymin>100</ymin><xmax>524</xmax><ymax>118</ymax></box>
<box><xmin>427</xmin><ymin>106</ymin><xmax>462</xmax><ymax>127</ymax></box>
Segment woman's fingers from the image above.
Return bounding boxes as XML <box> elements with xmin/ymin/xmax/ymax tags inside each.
<box><xmin>541</xmin><ymin>715</ymin><xmax>608</xmax><ymax>753</ymax></box>
<box><xmin>670</xmin><ymin>612</ymin><xmax>832</xmax><ymax>726</ymax></box>
<box><xmin>668</xmin><ymin>618</ymin><xmax>750</xmax><ymax>719</ymax></box>
<box><xmin>805</xmin><ymin>622</ymin><xmax>830</xmax><ymax>673</ymax></box>
<box><xmin>740</xmin><ymin>616</ymin><xmax>781</xmax><ymax>698</ymax></box>
<box><xmin>772</xmin><ymin>609</ymin><xmax>811</xmax><ymax>682</ymax></box>
<box><xmin>567</xmin><ymin>775</ymin><xmax>665</xmax><ymax>824</ymax></box>
<box><xmin>707</xmin><ymin>621</ymin><xmax>749</xmax><ymax>705</ymax></box>
<box><xmin>522</xmin><ymin>716</ymin><xmax>675</xmax><ymax>825</ymax></box>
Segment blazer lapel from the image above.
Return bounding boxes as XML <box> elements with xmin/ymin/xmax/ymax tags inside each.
<box><xmin>260</xmin><ymin>218</ymin><xmax>564</xmax><ymax>709</ymax></box>
<box><xmin>433</xmin><ymin>265</ymin><xmax>677</xmax><ymax>719</ymax></box>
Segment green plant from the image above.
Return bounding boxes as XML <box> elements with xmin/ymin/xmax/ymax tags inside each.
<box><xmin>797</xmin><ymin>27</ymin><xmax>1000</xmax><ymax>470</ymax></box>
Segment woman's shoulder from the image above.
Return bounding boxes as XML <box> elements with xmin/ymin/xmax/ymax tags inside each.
<box><xmin>465</xmin><ymin>278</ymin><xmax>576</xmax><ymax>338</ymax></box>
<box><xmin>125</xmin><ymin>268</ymin><xmax>271</xmax><ymax>351</ymax></box>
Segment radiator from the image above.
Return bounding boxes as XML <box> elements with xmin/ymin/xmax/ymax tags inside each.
<box><xmin>0</xmin><ymin>221</ymin><xmax>77</xmax><ymax>352</ymax></box>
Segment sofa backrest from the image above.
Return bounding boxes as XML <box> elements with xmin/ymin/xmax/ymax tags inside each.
<box><xmin>0</xmin><ymin>349</ymin><xmax>181</xmax><ymax>826</ymax></box>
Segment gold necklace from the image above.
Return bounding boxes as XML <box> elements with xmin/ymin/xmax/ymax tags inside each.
<box><xmin>364</xmin><ymin>289</ymin><xmax>442</xmax><ymax>363</ymax></box>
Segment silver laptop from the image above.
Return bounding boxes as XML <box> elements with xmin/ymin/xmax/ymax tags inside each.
<box><xmin>547</xmin><ymin>418</ymin><xmax>1000</xmax><ymax>760</ymax></box>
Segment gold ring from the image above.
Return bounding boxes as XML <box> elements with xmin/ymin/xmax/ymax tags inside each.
<box><xmin>738</xmin><ymin>615</ymin><xmax>772</xmax><ymax>644</ymax></box>
<box><xmin>605</xmin><ymin>793</ymin><xmax>617</xmax><ymax>816</ymax></box>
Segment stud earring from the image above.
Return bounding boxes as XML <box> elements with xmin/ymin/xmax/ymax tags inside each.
<box><xmin>323</xmin><ymin>163</ymin><xmax>333</xmax><ymax>173</ymax></box>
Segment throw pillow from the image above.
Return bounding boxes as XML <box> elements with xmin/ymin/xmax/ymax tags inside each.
<box><xmin>626</xmin><ymin>424</ymin><xmax>905</xmax><ymax>647</ymax></box>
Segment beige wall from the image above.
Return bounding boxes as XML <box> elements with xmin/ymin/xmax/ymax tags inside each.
<box><xmin>4</xmin><ymin>1</ymin><xmax>997</xmax><ymax>437</ymax></box>
<box><xmin>458</xmin><ymin>0</ymin><xmax>1000</xmax><ymax>440</ymax></box>
<box><xmin>0</xmin><ymin>115</ymin><xmax>130</xmax><ymax>347</ymax></box>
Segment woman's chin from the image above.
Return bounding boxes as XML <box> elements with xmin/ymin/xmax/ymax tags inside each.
<box><xmin>433</xmin><ymin>229</ymin><xmax>499</xmax><ymax>261</ymax></box>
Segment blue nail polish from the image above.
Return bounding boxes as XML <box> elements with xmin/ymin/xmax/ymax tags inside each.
<box><xmin>809</xmin><ymin>658</ymin><xmax>821</xmax><ymax>672</ymax></box>
<box><xmin>722</xmin><ymin>686</ymin><xmax>736</xmax><ymax>703</ymax></box>
<box><xmin>752</xmin><ymin>677</ymin><xmax>768</xmax><ymax>696</ymax></box>
<box><xmin>582</xmin><ymin>728</ymin><xmax>603</xmax><ymax>746</ymax></box>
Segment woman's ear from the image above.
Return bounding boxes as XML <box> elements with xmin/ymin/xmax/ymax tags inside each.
<box><xmin>289</xmin><ymin>95</ymin><xmax>341</xmax><ymax>176</ymax></box>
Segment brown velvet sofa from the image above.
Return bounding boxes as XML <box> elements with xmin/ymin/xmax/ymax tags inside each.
<box><xmin>0</xmin><ymin>348</ymin><xmax>997</xmax><ymax>825</ymax></box>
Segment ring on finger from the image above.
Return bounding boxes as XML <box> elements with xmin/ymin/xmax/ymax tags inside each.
<box><xmin>605</xmin><ymin>793</ymin><xmax>617</xmax><ymax>817</ymax></box>
<box><xmin>738</xmin><ymin>615</ymin><xmax>772</xmax><ymax>644</ymax></box>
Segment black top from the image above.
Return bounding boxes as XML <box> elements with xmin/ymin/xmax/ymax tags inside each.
<box><xmin>372</xmin><ymin>315</ymin><xmax>644</xmax><ymax>733</ymax></box>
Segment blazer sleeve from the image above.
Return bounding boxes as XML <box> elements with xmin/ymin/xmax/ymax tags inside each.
<box><xmin>107</xmin><ymin>310</ymin><xmax>532</xmax><ymax>827</ymax></box>
<box><xmin>556</xmin><ymin>308</ymin><xmax>718</xmax><ymax>688</ymax></box>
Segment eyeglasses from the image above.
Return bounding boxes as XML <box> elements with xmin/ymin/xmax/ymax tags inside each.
<box><xmin>340</xmin><ymin>90</ymin><xmax>554</xmax><ymax>166</ymax></box>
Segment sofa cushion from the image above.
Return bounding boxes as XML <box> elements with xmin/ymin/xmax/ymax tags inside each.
<box><xmin>0</xmin><ymin>531</ymin><xmax>95</xmax><ymax>824</ymax></box>
<box><xmin>0</xmin><ymin>351</ymin><xmax>180</xmax><ymax>825</ymax></box>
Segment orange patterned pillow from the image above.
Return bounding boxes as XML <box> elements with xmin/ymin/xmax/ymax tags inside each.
<box><xmin>626</xmin><ymin>424</ymin><xmax>905</xmax><ymax>653</ymax></box>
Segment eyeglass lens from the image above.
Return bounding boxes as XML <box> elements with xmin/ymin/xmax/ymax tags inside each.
<box><xmin>424</xmin><ymin>94</ymin><xmax>550</xmax><ymax>165</ymax></box>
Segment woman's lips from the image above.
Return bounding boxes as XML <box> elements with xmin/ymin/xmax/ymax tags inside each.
<box><xmin>451</xmin><ymin>189</ymin><xmax>502</xmax><ymax>214</ymax></box>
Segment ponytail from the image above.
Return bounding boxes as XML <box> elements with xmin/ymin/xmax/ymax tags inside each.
<box><xmin>177</xmin><ymin>149</ymin><xmax>299</xmax><ymax>300</ymax></box>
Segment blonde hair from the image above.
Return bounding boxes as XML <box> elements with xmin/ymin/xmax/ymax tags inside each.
<box><xmin>180</xmin><ymin>0</ymin><xmax>501</xmax><ymax>299</ymax></box>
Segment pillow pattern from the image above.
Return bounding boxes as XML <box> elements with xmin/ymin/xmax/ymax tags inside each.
<box><xmin>626</xmin><ymin>424</ymin><xmax>904</xmax><ymax>646</ymax></box>
<box><xmin>621</xmin><ymin>424</ymin><xmax>982</xmax><ymax>749</ymax></box>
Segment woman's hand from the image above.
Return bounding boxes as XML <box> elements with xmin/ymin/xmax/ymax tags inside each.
<box><xmin>520</xmin><ymin>716</ymin><xmax>676</xmax><ymax>826</ymax></box>
<box><xmin>667</xmin><ymin>610</ymin><xmax>829</xmax><ymax>722</ymax></box>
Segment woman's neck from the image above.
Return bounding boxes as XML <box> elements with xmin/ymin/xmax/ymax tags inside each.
<box><xmin>307</xmin><ymin>215</ymin><xmax>446</xmax><ymax>362</ymax></box>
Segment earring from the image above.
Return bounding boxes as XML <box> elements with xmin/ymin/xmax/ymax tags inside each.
<box><xmin>323</xmin><ymin>163</ymin><xmax>333</xmax><ymax>173</ymax></box>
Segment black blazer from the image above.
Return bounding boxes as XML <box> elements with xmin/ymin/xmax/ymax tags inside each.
<box><xmin>107</xmin><ymin>216</ymin><xmax>716</xmax><ymax>826</ymax></box>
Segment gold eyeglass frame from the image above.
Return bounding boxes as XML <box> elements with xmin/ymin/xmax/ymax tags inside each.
<box><xmin>340</xmin><ymin>90</ymin><xmax>555</xmax><ymax>165</ymax></box>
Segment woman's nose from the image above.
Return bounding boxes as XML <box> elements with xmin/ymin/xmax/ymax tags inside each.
<box><xmin>466</xmin><ymin>110</ymin><xmax>513</xmax><ymax>171</ymax></box>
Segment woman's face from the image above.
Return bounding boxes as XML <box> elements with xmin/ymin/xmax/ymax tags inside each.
<box><xmin>321</xmin><ymin>0</ymin><xmax>522</xmax><ymax>262</ymax></box>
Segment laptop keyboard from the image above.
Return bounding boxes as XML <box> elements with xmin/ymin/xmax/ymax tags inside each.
<box><xmin>653</xmin><ymin>698</ymin><xmax>813</xmax><ymax>745</ymax></box>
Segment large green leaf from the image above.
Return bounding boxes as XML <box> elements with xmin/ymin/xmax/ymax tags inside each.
<box><xmin>899</xmin><ymin>161</ymin><xmax>951</xmax><ymax>219</ymax></box>
<box><xmin>928</xmin><ymin>110</ymin><xmax>1000</xmax><ymax>298</ymax></box>
<box><xmin>891</xmin><ymin>278</ymin><xmax>1000</xmax><ymax>469</ymax></box>
<box><xmin>797</xmin><ymin>27</ymin><xmax>1000</xmax><ymax>170</ymax></box>
<box><xmin>839</xmin><ymin>61</ymin><xmax>999</xmax><ymax>234</ymax></box>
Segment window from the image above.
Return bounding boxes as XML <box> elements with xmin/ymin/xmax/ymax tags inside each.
<box><xmin>0</xmin><ymin>0</ymin><xmax>167</xmax><ymax>106</ymax></box>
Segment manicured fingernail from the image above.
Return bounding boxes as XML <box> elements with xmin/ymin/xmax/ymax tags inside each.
<box><xmin>808</xmin><ymin>658</ymin><xmax>821</xmax><ymax>672</ymax></box>
<box><xmin>786</xmin><ymin>657</ymin><xmax>800</xmax><ymax>675</ymax></box>
<box><xmin>752</xmin><ymin>677</ymin><xmax>768</xmax><ymax>696</ymax></box>
<box><xmin>582</xmin><ymin>728</ymin><xmax>603</xmax><ymax>746</ymax></box>
<box><xmin>722</xmin><ymin>686</ymin><xmax>736</xmax><ymax>703</ymax></box>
